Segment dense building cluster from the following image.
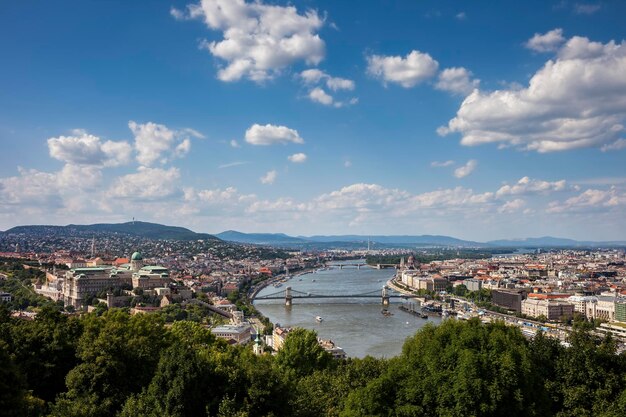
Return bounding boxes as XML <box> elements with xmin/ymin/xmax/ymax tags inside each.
<box><xmin>395</xmin><ymin>249</ymin><xmax>626</xmax><ymax>329</ymax></box>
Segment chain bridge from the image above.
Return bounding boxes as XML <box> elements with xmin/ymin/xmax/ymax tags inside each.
<box><xmin>253</xmin><ymin>286</ymin><xmax>412</xmax><ymax>306</ymax></box>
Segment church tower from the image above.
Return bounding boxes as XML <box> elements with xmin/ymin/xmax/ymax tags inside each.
<box><xmin>253</xmin><ymin>332</ymin><xmax>264</xmax><ymax>355</ymax></box>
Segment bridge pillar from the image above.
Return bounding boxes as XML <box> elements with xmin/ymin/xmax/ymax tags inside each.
<box><xmin>285</xmin><ymin>286</ymin><xmax>292</xmax><ymax>307</ymax></box>
<box><xmin>340</xmin><ymin>265</ymin><xmax>343</xmax><ymax>269</ymax></box>
<box><xmin>357</xmin><ymin>264</ymin><xmax>361</xmax><ymax>270</ymax></box>
<box><xmin>382</xmin><ymin>286</ymin><xmax>390</xmax><ymax>307</ymax></box>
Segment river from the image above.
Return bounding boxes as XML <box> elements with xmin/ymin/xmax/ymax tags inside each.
<box><xmin>254</xmin><ymin>259</ymin><xmax>441</xmax><ymax>358</ymax></box>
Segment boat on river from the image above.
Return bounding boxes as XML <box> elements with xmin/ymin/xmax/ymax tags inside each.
<box><xmin>316</xmin><ymin>316</ymin><xmax>323</xmax><ymax>322</ymax></box>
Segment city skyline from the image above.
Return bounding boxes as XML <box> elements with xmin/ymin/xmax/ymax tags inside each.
<box><xmin>1</xmin><ymin>0</ymin><xmax>626</xmax><ymax>240</ymax></box>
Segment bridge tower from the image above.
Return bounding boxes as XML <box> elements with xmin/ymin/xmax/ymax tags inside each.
<box><xmin>285</xmin><ymin>286</ymin><xmax>292</xmax><ymax>307</ymax></box>
<box><xmin>381</xmin><ymin>286</ymin><xmax>390</xmax><ymax>307</ymax></box>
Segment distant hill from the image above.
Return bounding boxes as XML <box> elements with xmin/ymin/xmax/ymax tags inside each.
<box><xmin>215</xmin><ymin>231</ymin><xmax>626</xmax><ymax>249</ymax></box>
<box><xmin>488</xmin><ymin>236</ymin><xmax>626</xmax><ymax>247</ymax></box>
<box><xmin>216</xmin><ymin>231</ymin><xmax>484</xmax><ymax>248</ymax></box>
<box><xmin>3</xmin><ymin>221</ymin><xmax>220</xmax><ymax>241</ymax></box>
<box><xmin>304</xmin><ymin>234</ymin><xmax>485</xmax><ymax>247</ymax></box>
<box><xmin>216</xmin><ymin>230</ymin><xmax>308</xmax><ymax>245</ymax></box>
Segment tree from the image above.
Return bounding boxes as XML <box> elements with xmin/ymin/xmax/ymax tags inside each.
<box><xmin>3</xmin><ymin>304</ymin><xmax>82</xmax><ymax>403</ymax></box>
<box><xmin>453</xmin><ymin>284</ymin><xmax>468</xmax><ymax>297</ymax></box>
<box><xmin>50</xmin><ymin>309</ymin><xmax>168</xmax><ymax>417</ymax></box>
<box><xmin>0</xmin><ymin>341</ymin><xmax>44</xmax><ymax>417</ymax></box>
<box><xmin>342</xmin><ymin>319</ymin><xmax>547</xmax><ymax>416</ymax></box>
<box><xmin>120</xmin><ymin>344</ymin><xmax>215</xmax><ymax>417</ymax></box>
<box><xmin>275</xmin><ymin>328</ymin><xmax>333</xmax><ymax>378</ymax></box>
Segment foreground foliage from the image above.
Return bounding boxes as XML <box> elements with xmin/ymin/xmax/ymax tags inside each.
<box><xmin>0</xmin><ymin>305</ymin><xmax>625</xmax><ymax>416</ymax></box>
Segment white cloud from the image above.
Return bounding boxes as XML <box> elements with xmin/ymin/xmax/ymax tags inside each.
<box><xmin>431</xmin><ymin>160</ymin><xmax>455</xmax><ymax>167</ymax></box>
<box><xmin>230</xmin><ymin>139</ymin><xmax>241</xmax><ymax>148</ymax></box>
<box><xmin>48</xmin><ymin>131</ymin><xmax>132</xmax><ymax>167</ymax></box>
<box><xmin>435</xmin><ymin>67</ymin><xmax>480</xmax><ymax>95</ymax></box>
<box><xmin>454</xmin><ymin>160</ymin><xmax>477</xmax><ymax>178</ymax></box>
<box><xmin>0</xmin><ymin>165</ymin><xmax>101</xmax><ymax>208</ymax></box>
<box><xmin>186</xmin><ymin>186</ymin><xmax>256</xmax><ymax>205</ymax></box>
<box><xmin>498</xmin><ymin>198</ymin><xmax>526</xmax><ymax>213</ymax></box>
<box><xmin>601</xmin><ymin>138</ymin><xmax>626</xmax><ymax>152</ymax></box>
<box><xmin>366</xmin><ymin>50</ymin><xmax>439</xmax><ymax>88</ymax></box>
<box><xmin>175</xmin><ymin>138</ymin><xmax>191</xmax><ymax>157</ymax></box>
<box><xmin>496</xmin><ymin>176</ymin><xmax>568</xmax><ymax>198</ymax></box>
<box><xmin>309</xmin><ymin>87</ymin><xmax>334</xmax><ymax>106</ymax></box>
<box><xmin>300</xmin><ymin>69</ymin><xmax>325</xmax><ymax>84</ymax></box>
<box><xmin>438</xmin><ymin>35</ymin><xmax>626</xmax><ymax>152</ymax></box>
<box><xmin>245</xmin><ymin>124</ymin><xmax>304</xmax><ymax>146</ymax></box>
<box><xmin>260</xmin><ymin>169</ymin><xmax>277</xmax><ymax>184</ymax></box>
<box><xmin>129</xmin><ymin>121</ymin><xmax>200</xmax><ymax>166</ymax></box>
<box><xmin>178</xmin><ymin>0</ymin><xmax>325</xmax><ymax>82</ymax></box>
<box><xmin>344</xmin><ymin>160</ymin><xmax>352</xmax><ymax>168</ymax></box>
<box><xmin>456</xmin><ymin>12</ymin><xmax>466</xmax><ymax>20</ymax></box>
<box><xmin>574</xmin><ymin>3</ymin><xmax>601</xmax><ymax>15</ymax></box>
<box><xmin>300</xmin><ymin>69</ymin><xmax>356</xmax><ymax>107</ymax></box>
<box><xmin>109</xmin><ymin>167</ymin><xmax>181</xmax><ymax>200</ymax></box>
<box><xmin>525</xmin><ymin>28</ymin><xmax>565</xmax><ymax>52</ymax></box>
<box><xmin>326</xmin><ymin>77</ymin><xmax>355</xmax><ymax>91</ymax></box>
<box><xmin>288</xmin><ymin>153</ymin><xmax>307</xmax><ymax>163</ymax></box>
<box><xmin>300</xmin><ymin>69</ymin><xmax>355</xmax><ymax>91</ymax></box>
<box><xmin>548</xmin><ymin>187</ymin><xmax>626</xmax><ymax>213</ymax></box>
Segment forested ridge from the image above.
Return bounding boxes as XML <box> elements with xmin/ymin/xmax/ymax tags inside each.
<box><xmin>1</xmin><ymin>304</ymin><xmax>626</xmax><ymax>417</ymax></box>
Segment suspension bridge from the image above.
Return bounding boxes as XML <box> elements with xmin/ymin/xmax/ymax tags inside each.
<box><xmin>252</xmin><ymin>286</ymin><xmax>413</xmax><ymax>306</ymax></box>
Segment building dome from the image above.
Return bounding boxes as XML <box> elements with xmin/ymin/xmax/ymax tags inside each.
<box><xmin>131</xmin><ymin>252</ymin><xmax>143</xmax><ymax>261</ymax></box>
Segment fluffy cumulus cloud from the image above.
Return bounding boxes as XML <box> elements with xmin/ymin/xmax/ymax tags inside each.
<box><xmin>174</xmin><ymin>0</ymin><xmax>325</xmax><ymax>82</ymax></box>
<box><xmin>184</xmin><ymin>186</ymin><xmax>256</xmax><ymax>208</ymax></box>
<box><xmin>548</xmin><ymin>187</ymin><xmax>626</xmax><ymax>213</ymax></box>
<box><xmin>299</xmin><ymin>69</ymin><xmax>357</xmax><ymax>107</ymax></box>
<box><xmin>260</xmin><ymin>169</ymin><xmax>277</xmax><ymax>184</ymax></box>
<box><xmin>109</xmin><ymin>167</ymin><xmax>181</xmax><ymax>200</ymax></box>
<box><xmin>129</xmin><ymin>121</ymin><xmax>201</xmax><ymax>166</ymax></box>
<box><xmin>287</xmin><ymin>153</ymin><xmax>307</xmax><ymax>163</ymax></box>
<box><xmin>525</xmin><ymin>28</ymin><xmax>565</xmax><ymax>52</ymax></box>
<box><xmin>245</xmin><ymin>123</ymin><xmax>304</xmax><ymax>145</ymax></box>
<box><xmin>300</xmin><ymin>69</ymin><xmax>354</xmax><ymax>91</ymax></box>
<box><xmin>435</xmin><ymin>67</ymin><xmax>480</xmax><ymax>95</ymax></box>
<box><xmin>0</xmin><ymin>165</ymin><xmax>101</xmax><ymax>207</ymax></box>
<box><xmin>308</xmin><ymin>87</ymin><xmax>334</xmax><ymax>106</ymax></box>
<box><xmin>498</xmin><ymin>198</ymin><xmax>526</xmax><ymax>213</ymax></box>
<box><xmin>454</xmin><ymin>160</ymin><xmax>477</xmax><ymax>178</ymax></box>
<box><xmin>367</xmin><ymin>50</ymin><xmax>439</xmax><ymax>88</ymax></box>
<box><xmin>438</xmin><ymin>35</ymin><xmax>626</xmax><ymax>153</ymax></box>
<box><xmin>48</xmin><ymin>130</ymin><xmax>132</xmax><ymax>167</ymax></box>
<box><xmin>496</xmin><ymin>176</ymin><xmax>568</xmax><ymax>198</ymax></box>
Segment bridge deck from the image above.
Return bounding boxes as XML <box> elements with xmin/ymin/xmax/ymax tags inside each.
<box><xmin>255</xmin><ymin>294</ymin><xmax>410</xmax><ymax>300</ymax></box>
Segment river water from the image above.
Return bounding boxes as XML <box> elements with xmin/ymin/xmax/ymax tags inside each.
<box><xmin>254</xmin><ymin>259</ymin><xmax>441</xmax><ymax>358</ymax></box>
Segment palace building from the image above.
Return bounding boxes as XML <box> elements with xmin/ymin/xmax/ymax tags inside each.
<box><xmin>62</xmin><ymin>251</ymin><xmax>169</xmax><ymax>308</ymax></box>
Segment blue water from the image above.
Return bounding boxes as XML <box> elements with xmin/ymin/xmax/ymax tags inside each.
<box><xmin>254</xmin><ymin>260</ymin><xmax>441</xmax><ymax>358</ymax></box>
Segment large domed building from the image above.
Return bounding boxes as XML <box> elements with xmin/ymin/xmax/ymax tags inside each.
<box><xmin>62</xmin><ymin>250</ymin><xmax>169</xmax><ymax>309</ymax></box>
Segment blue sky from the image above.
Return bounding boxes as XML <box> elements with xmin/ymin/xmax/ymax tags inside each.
<box><xmin>1</xmin><ymin>0</ymin><xmax>625</xmax><ymax>241</ymax></box>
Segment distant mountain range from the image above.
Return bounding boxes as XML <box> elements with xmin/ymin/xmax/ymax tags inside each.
<box><xmin>2</xmin><ymin>223</ymin><xmax>625</xmax><ymax>248</ymax></box>
<box><xmin>216</xmin><ymin>231</ymin><xmax>626</xmax><ymax>248</ymax></box>
<box><xmin>486</xmin><ymin>236</ymin><xmax>626</xmax><ymax>247</ymax></box>
<box><xmin>2</xmin><ymin>221</ymin><xmax>219</xmax><ymax>241</ymax></box>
